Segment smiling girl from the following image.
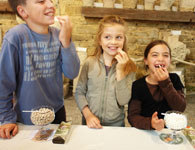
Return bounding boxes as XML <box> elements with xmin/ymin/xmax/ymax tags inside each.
<box><xmin>127</xmin><ymin>40</ymin><xmax>186</xmax><ymax>131</ymax></box>
<box><xmin>75</xmin><ymin>15</ymin><xmax>136</xmax><ymax>128</ymax></box>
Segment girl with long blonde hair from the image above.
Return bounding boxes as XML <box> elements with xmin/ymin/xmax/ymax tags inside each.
<box><xmin>75</xmin><ymin>15</ymin><xmax>136</xmax><ymax>128</ymax></box>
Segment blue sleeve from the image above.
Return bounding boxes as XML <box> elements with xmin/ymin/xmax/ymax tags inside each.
<box><xmin>0</xmin><ymin>39</ymin><xmax>18</xmax><ymax>125</ymax></box>
<box><xmin>60</xmin><ymin>41</ymin><xmax>80</xmax><ymax>79</ymax></box>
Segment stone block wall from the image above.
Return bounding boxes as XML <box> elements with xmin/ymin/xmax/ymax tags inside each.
<box><xmin>0</xmin><ymin>13</ymin><xmax>17</xmax><ymax>45</ymax></box>
<box><xmin>0</xmin><ymin>0</ymin><xmax>194</xmax><ymax>92</ymax></box>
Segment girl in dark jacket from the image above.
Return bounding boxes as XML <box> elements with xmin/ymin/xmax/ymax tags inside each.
<box><xmin>128</xmin><ymin>40</ymin><xmax>186</xmax><ymax>130</ymax></box>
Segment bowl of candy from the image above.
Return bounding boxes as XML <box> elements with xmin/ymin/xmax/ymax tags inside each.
<box><xmin>30</xmin><ymin>105</ymin><xmax>55</xmax><ymax>138</ymax></box>
<box><xmin>160</xmin><ymin>110</ymin><xmax>187</xmax><ymax>144</ymax></box>
<box><xmin>30</xmin><ymin>105</ymin><xmax>55</xmax><ymax>126</ymax></box>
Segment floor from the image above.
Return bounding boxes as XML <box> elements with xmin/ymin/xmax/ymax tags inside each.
<box><xmin>64</xmin><ymin>93</ymin><xmax>195</xmax><ymax>128</ymax></box>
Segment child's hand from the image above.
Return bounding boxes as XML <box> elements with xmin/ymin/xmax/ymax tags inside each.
<box><xmin>0</xmin><ymin>123</ymin><xmax>18</xmax><ymax>139</ymax></box>
<box><xmin>154</xmin><ymin>66</ymin><xmax>169</xmax><ymax>82</ymax></box>
<box><xmin>85</xmin><ymin>113</ymin><xmax>102</xmax><ymax>129</ymax></box>
<box><xmin>115</xmin><ymin>49</ymin><xmax>129</xmax><ymax>70</ymax></box>
<box><xmin>151</xmin><ymin>112</ymin><xmax>165</xmax><ymax>131</ymax></box>
<box><xmin>82</xmin><ymin>106</ymin><xmax>102</xmax><ymax>129</ymax></box>
<box><xmin>115</xmin><ymin>49</ymin><xmax>129</xmax><ymax>81</ymax></box>
<box><xmin>56</xmin><ymin>16</ymin><xmax>72</xmax><ymax>48</ymax></box>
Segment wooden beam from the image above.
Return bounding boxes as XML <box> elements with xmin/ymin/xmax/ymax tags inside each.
<box><xmin>0</xmin><ymin>1</ymin><xmax>13</xmax><ymax>13</ymax></box>
<box><xmin>82</xmin><ymin>7</ymin><xmax>195</xmax><ymax>23</ymax></box>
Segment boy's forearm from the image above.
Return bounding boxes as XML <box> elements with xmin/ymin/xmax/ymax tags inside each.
<box><xmin>0</xmin><ymin>42</ymin><xmax>18</xmax><ymax>125</ymax></box>
<box><xmin>61</xmin><ymin>42</ymin><xmax>80</xmax><ymax>79</ymax></box>
<box><xmin>0</xmin><ymin>104</ymin><xmax>17</xmax><ymax>125</ymax></box>
<box><xmin>60</xmin><ymin>38</ymin><xmax>71</xmax><ymax>48</ymax></box>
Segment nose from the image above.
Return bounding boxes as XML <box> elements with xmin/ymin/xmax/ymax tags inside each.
<box><xmin>110</xmin><ymin>38</ymin><xmax>117</xmax><ymax>44</ymax></box>
<box><xmin>157</xmin><ymin>55</ymin><xmax>164</xmax><ymax>61</ymax></box>
<box><xmin>46</xmin><ymin>0</ymin><xmax>54</xmax><ymax>7</ymax></box>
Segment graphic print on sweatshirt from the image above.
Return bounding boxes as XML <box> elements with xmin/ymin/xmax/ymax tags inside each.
<box><xmin>23</xmin><ymin>40</ymin><xmax>60</xmax><ymax>82</ymax></box>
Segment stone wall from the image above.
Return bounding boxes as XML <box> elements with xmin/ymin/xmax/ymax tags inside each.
<box><xmin>0</xmin><ymin>0</ymin><xmax>194</xmax><ymax>92</ymax></box>
<box><xmin>0</xmin><ymin>13</ymin><xmax>17</xmax><ymax>44</ymax></box>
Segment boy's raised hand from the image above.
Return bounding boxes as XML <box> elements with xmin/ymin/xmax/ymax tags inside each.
<box><xmin>56</xmin><ymin>16</ymin><xmax>72</xmax><ymax>48</ymax></box>
<box><xmin>151</xmin><ymin>112</ymin><xmax>165</xmax><ymax>131</ymax></box>
<box><xmin>115</xmin><ymin>49</ymin><xmax>129</xmax><ymax>81</ymax></box>
<box><xmin>0</xmin><ymin>123</ymin><xmax>18</xmax><ymax>139</ymax></box>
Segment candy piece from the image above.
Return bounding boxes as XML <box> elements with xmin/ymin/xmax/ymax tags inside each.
<box><xmin>52</xmin><ymin>136</ymin><xmax>65</xmax><ymax>144</ymax></box>
<box><xmin>54</xmin><ymin>17</ymin><xmax>59</xmax><ymax>22</ymax></box>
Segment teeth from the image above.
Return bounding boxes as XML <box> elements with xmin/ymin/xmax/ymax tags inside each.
<box><xmin>47</xmin><ymin>13</ymin><xmax>54</xmax><ymax>16</ymax></box>
<box><xmin>155</xmin><ymin>64</ymin><xmax>164</xmax><ymax>68</ymax></box>
<box><xmin>160</xmin><ymin>65</ymin><xmax>165</xmax><ymax>68</ymax></box>
<box><xmin>109</xmin><ymin>47</ymin><xmax>118</xmax><ymax>50</ymax></box>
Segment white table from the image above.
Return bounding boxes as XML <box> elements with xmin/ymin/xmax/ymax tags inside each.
<box><xmin>0</xmin><ymin>124</ymin><xmax>194</xmax><ymax>150</ymax></box>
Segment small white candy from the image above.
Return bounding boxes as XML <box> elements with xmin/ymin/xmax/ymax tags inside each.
<box><xmin>54</xmin><ymin>17</ymin><xmax>59</xmax><ymax>22</ymax></box>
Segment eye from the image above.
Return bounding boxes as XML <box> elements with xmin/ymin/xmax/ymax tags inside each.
<box><xmin>104</xmin><ymin>36</ymin><xmax>110</xmax><ymax>40</ymax></box>
<box><xmin>116</xmin><ymin>36</ymin><xmax>123</xmax><ymax>40</ymax></box>
<box><xmin>37</xmin><ymin>0</ymin><xmax>45</xmax><ymax>3</ymax></box>
<box><xmin>152</xmin><ymin>54</ymin><xmax>158</xmax><ymax>57</ymax></box>
<box><xmin>163</xmin><ymin>54</ymin><xmax>169</xmax><ymax>57</ymax></box>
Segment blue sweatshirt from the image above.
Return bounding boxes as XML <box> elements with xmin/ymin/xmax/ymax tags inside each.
<box><xmin>0</xmin><ymin>24</ymin><xmax>80</xmax><ymax>125</ymax></box>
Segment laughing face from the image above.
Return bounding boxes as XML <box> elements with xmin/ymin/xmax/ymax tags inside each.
<box><xmin>144</xmin><ymin>44</ymin><xmax>171</xmax><ymax>73</ymax></box>
<box><xmin>100</xmin><ymin>24</ymin><xmax>125</xmax><ymax>59</ymax></box>
<box><xmin>20</xmin><ymin>0</ymin><xmax>55</xmax><ymax>33</ymax></box>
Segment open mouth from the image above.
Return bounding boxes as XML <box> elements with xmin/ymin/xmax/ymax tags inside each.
<box><xmin>108</xmin><ymin>46</ymin><xmax>118</xmax><ymax>51</ymax></box>
<box><xmin>154</xmin><ymin>64</ymin><xmax>165</xmax><ymax>68</ymax></box>
<box><xmin>45</xmin><ymin>11</ymin><xmax>55</xmax><ymax>17</ymax></box>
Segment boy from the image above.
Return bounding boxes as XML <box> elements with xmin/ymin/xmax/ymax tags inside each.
<box><xmin>0</xmin><ymin>0</ymin><xmax>80</xmax><ymax>139</ymax></box>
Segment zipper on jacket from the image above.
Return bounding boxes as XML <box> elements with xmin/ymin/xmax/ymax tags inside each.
<box><xmin>98</xmin><ymin>57</ymin><xmax>115</xmax><ymax>124</ymax></box>
<box><xmin>100</xmin><ymin>76</ymin><xmax>108</xmax><ymax>123</ymax></box>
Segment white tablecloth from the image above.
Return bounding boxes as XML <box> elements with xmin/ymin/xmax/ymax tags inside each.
<box><xmin>0</xmin><ymin>124</ymin><xmax>194</xmax><ymax>150</ymax></box>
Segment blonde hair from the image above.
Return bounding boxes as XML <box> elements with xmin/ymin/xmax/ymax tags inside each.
<box><xmin>91</xmin><ymin>15</ymin><xmax>136</xmax><ymax>74</ymax></box>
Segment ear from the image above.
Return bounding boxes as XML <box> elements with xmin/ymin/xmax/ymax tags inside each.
<box><xmin>17</xmin><ymin>5</ymin><xmax>28</xmax><ymax>20</ymax></box>
<box><xmin>144</xmin><ymin>58</ymin><xmax>148</xmax><ymax>65</ymax></box>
